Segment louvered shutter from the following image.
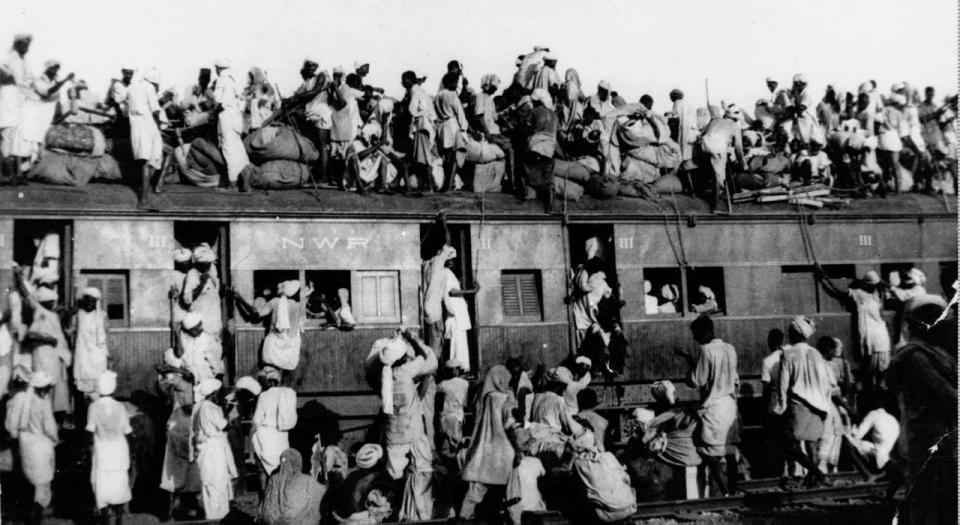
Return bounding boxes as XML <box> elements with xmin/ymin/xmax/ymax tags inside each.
<box><xmin>501</xmin><ymin>271</ymin><xmax>542</xmax><ymax>321</ymax></box>
<box><xmin>501</xmin><ymin>274</ymin><xmax>522</xmax><ymax>317</ymax></box>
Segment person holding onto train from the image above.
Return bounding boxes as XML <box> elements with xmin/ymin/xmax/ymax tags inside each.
<box><xmin>0</xmin><ymin>33</ymin><xmax>33</xmax><ymax>185</ymax></box>
<box><xmin>5</xmin><ymin>370</ymin><xmax>58</xmax><ymax>523</ymax></box>
<box><xmin>86</xmin><ymin>370</ymin><xmax>133</xmax><ymax>525</ymax></box>
<box><xmin>233</xmin><ymin>279</ymin><xmax>313</xmax><ymax>372</ymax></box>
<box><xmin>675</xmin><ymin>314</ymin><xmax>740</xmax><ymax>496</ymax></box>
<box><xmin>436</xmin><ymin>358</ymin><xmax>469</xmax><ymax>461</ymax></box>
<box><xmin>69</xmin><ymin>287</ymin><xmax>110</xmax><ymax>401</ymax></box>
<box><xmin>193</xmin><ymin>378</ymin><xmax>238</xmax><ymax>520</ymax></box>
<box><xmin>250</xmin><ymin>365</ymin><xmax>298</xmax><ymax>497</ymax></box>
<box><xmin>127</xmin><ymin>66</ymin><xmax>163</xmax><ymax>207</ymax></box>
<box><xmin>181</xmin><ymin>243</ymin><xmax>222</xmax><ymax>344</ymax></box>
<box><xmin>157</xmin><ymin>350</ymin><xmax>201</xmax><ymax>519</ymax></box>
<box><xmin>178</xmin><ymin>312</ymin><xmax>220</xmax><ymax>384</ymax></box>
<box><xmin>775</xmin><ymin>316</ymin><xmax>833</xmax><ymax>488</ymax></box>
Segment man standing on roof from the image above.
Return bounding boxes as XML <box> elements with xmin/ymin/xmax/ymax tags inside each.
<box><xmin>532</xmin><ymin>53</ymin><xmax>561</xmax><ymax>100</ymax></box>
<box><xmin>698</xmin><ymin>107</ymin><xmax>745</xmax><ymax>211</ymax></box>
<box><xmin>128</xmin><ymin>67</ymin><xmax>164</xmax><ymax>206</ymax></box>
<box><xmin>0</xmin><ymin>33</ymin><xmax>32</xmax><ymax>184</ymax></box>
<box><xmin>676</xmin><ymin>315</ymin><xmax>741</xmax><ymax>496</ymax></box>
<box><xmin>294</xmin><ymin>59</ymin><xmax>320</xmax><ymax>96</ymax></box>
<box><xmin>669</xmin><ymin>89</ymin><xmax>699</xmax><ymax>169</ymax></box>
<box><xmin>213</xmin><ymin>58</ymin><xmax>250</xmax><ymax>191</ymax></box>
<box><xmin>13</xmin><ymin>59</ymin><xmax>73</xmax><ymax>173</ymax></box>
<box><xmin>472</xmin><ymin>74</ymin><xmax>516</xmax><ymax>192</ymax></box>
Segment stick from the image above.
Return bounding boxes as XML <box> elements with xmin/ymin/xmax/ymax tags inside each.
<box><xmin>705</xmin><ymin>78</ymin><xmax>711</xmax><ymax>110</ymax></box>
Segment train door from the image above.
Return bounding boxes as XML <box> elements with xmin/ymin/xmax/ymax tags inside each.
<box><xmin>13</xmin><ymin>219</ymin><xmax>73</xmax><ymax>306</ymax></box>
<box><xmin>566</xmin><ymin>224</ymin><xmax>618</xmax><ymax>349</ymax></box>
<box><xmin>420</xmin><ymin>221</ymin><xmax>478</xmax><ymax>373</ymax></box>
<box><xmin>173</xmin><ymin>221</ymin><xmax>232</xmax><ymax>372</ymax></box>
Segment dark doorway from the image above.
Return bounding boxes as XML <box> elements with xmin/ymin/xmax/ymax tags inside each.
<box><xmin>13</xmin><ymin>219</ymin><xmax>73</xmax><ymax>305</ymax></box>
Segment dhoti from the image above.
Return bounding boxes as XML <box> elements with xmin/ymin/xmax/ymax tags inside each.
<box><xmin>130</xmin><ymin>113</ymin><xmax>162</xmax><ymax>169</ymax></box>
<box><xmin>217</xmin><ymin>109</ymin><xmax>248</xmax><ymax>182</ymax></box>
<box><xmin>251</xmin><ymin>426</ymin><xmax>288</xmax><ymax>475</ymax></box>
<box><xmin>197</xmin><ymin>435</ymin><xmax>237</xmax><ymax>520</ymax></box>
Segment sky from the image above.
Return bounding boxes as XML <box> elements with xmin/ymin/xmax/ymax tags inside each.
<box><xmin>2</xmin><ymin>0</ymin><xmax>957</xmax><ymax>110</ymax></box>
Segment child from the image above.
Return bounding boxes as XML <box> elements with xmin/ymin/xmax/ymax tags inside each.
<box><xmin>816</xmin><ymin>336</ymin><xmax>853</xmax><ymax>474</ymax></box>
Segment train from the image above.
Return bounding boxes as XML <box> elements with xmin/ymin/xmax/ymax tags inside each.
<box><xmin>0</xmin><ymin>182</ymin><xmax>955</xmax><ymax>450</ymax></box>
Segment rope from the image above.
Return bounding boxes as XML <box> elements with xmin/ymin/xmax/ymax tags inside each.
<box><xmin>473</xmin><ymin>190</ymin><xmax>486</xmax><ymax>284</ymax></box>
<box><xmin>650</xmin><ymin>194</ymin><xmax>691</xmax><ymax>270</ymax></box>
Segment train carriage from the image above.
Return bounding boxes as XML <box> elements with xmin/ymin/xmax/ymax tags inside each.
<box><xmin>0</xmin><ymin>183</ymin><xmax>955</xmax><ymax>450</ymax></box>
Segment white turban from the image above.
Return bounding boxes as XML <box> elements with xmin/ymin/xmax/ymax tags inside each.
<box><xmin>81</xmin><ymin>287</ymin><xmax>102</xmax><ymax>300</ymax></box>
<box><xmin>905</xmin><ymin>268</ymin><xmax>926</xmax><ymax>287</ymax></box>
<box><xmin>575</xmin><ymin>356</ymin><xmax>592</xmax><ymax>368</ymax></box>
<box><xmin>644</xmin><ymin>280</ymin><xmax>652</xmax><ymax>294</ymax></box>
<box><xmin>356</xmin><ymin>443</ymin><xmax>384</xmax><ymax>469</ymax></box>
<box><xmin>142</xmin><ymin>67</ymin><xmax>161</xmax><ymax>85</ymax></box>
<box><xmin>584</xmin><ymin>237</ymin><xmax>599</xmax><ymax>259</ymax></box>
<box><xmin>374</xmin><ymin>336</ymin><xmax>411</xmax><ymax>415</ymax></box>
<box><xmin>480</xmin><ymin>74</ymin><xmax>501</xmax><ymax>89</ymax></box>
<box><xmin>236</xmin><ymin>376</ymin><xmax>262</xmax><ymax>396</ymax></box>
<box><xmin>863</xmin><ymin>270</ymin><xmax>881</xmax><ymax>285</ymax></box>
<box><xmin>163</xmin><ymin>347</ymin><xmax>183</xmax><ymax>368</ymax></box>
<box><xmin>97</xmin><ymin>371</ymin><xmax>118</xmax><ymax>396</ymax></box>
<box><xmin>215</xmin><ymin>58</ymin><xmax>232</xmax><ymax>69</ymax></box>
<box><xmin>698</xmin><ymin>286</ymin><xmax>716</xmax><ymax>301</ymax></box>
<box><xmin>598</xmin><ymin>80</ymin><xmax>612</xmax><ymax>91</ymax></box>
<box><xmin>35</xmin><ymin>287</ymin><xmax>58</xmax><ymax>304</ymax></box>
<box><xmin>198</xmin><ymin>378</ymin><xmax>222</xmax><ymax>397</ymax></box>
<box><xmin>633</xmin><ymin>407</ymin><xmax>656</xmax><ymax>426</ymax></box>
<box><xmin>651</xmin><ymin>380</ymin><xmax>676</xmax><ymax>405</ymax></box>
<box><xmin>281</xmin><ymin>280</ymin><xmax>301</xmax><ymax>298</ymax></box>
<box><xmin>192</xmin><ymin>243</ymin><xmax>216</xmax><ymax>264</ymax></box>
<box><xmin>445</xmin><ymin>358</ymin><xmax>464</xmax><ymax>370</ymax></box>
<box><xmin>790</xmin><ymin>315</ymin><xmax>816</xmax><ymax>339</ymax></box>
<box><xmin>360</xmin><ymin>122</ymin><xmax>382</xmax><ymax>143</ymax></box>
<box><xmin>173</xmin><ymin>248</ymin><xmax>192</xmax><ymax>263</ymax></box>
<box><xmin>661</xmin><ymin>284</ymin><xmax>679</xmax><ymax>302</ymax></box>
<box><xmin>44</xmin><ymin>59</ymin><xmax>61</xmax><ymax>70</ymax></box>
<box><xmin>30</xmin><ymin>371</ymin><xmax>52</xmax><ymax>388</ymax></box>
<box><xmin>260</xmin><ymin>365</ymin><xmax>282</xmax><ymax>383</ymax></box>
<box><xmin>181</xmin><ymin>312</ymin><xmax>202</xmax><ymax>330</ymax></box>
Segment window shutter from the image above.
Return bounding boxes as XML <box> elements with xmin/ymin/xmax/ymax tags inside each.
<box><xmin>501</xmin><ymin>271</ymin><xmax>542</xmax><ymax>321</ymax></box>
<box><xmin>519</xmin><ymin>273</ymin><xmax>541</xmax><ymax>318</ymax></box>
<box><xmin>781</xmin><ymin>268</ymin><xmax>817</xmax><ymax>314</ymax></box>
<box><xmin>501</xmin><ymin>274</ymin><xmax>522</xmax><ymax>317</ymax></box>
<box><xmin>355</xmin><ymin>271</ymin><xmax>401</xmax><ymax>323</ymax></box>
<box><xmin>377</xmin><ymin>274</ymin><xmax>398</xmax><ymax>319</ymax></box>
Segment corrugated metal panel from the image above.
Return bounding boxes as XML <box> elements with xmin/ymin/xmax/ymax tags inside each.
<box><xmin>476</xmin><ymin>323</ymin><xmax>569</xmax><ymax>376</ymax></box>
<box><xmin>107</xmin><ymin>329</ymin><xmax>170</xmax><ymax>397</ymax></box>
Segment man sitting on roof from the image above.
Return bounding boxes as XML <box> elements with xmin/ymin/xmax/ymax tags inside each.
<box><xmin>344</xmin><ymin>122</ymin><xmax>408</xmax><ymax>194</ymax></box>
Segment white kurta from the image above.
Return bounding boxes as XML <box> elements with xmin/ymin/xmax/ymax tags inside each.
<box><xmin>261</xmin><ymin>297</ymin><xmax>303</xmax><ymax>371</ymax></box>
<box><xmin>0</xmin><ymin>51</ymin><xmax>29</xmax><ymax>142</ymax></box>
<box><xmin>181</xmin><ymin>269</ymin><xmax>223</xmax><ymax>339</ymax></box>
<box><xmin>72</xmin><ymin>309</ymin><xmax>109</xmax><ymax>393</ymax></box>
<box><xmin>251</xmin><ymin>386</ymin><xmax>298</xmax><ymax>474</ymax></box>
<box><xmin>194</xmin><ymin>399</ymin><xmax>237</xmax><ymax>520</ymax></box>
<box><xmin>160</xmin><ymin>407</ymin><xmax>201</xmax><ymax>493</ymax></box>
<box><xmin>87</xmin><ymin>396</ymin><xmax>132</xmax><ymax>509</ymax></box>
<box><xmin>442</xmin><ymin>268</ymin><xmax>471</xmax><ymax>372</ymax></box>
<box><xmin>127</xmin><ymin>78</ymin><xmax>163</xmax><ymax>169</ymax></box>
<box><xmin>213</xmin><ymin>69</ymin><xmax>250</xmax><ymax>181</ymax></box>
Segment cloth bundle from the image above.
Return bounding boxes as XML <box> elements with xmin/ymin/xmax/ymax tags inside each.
<box><xmin>28</xmin><ymin>150</ymin><xmax>122</xmax><ymax>186</ymax></box>
<box><xmin>180</xmin><ymin>138</ymin><xmax>225</xmax><ymax>187</ymax></box>
<box><xmin>245</xmin><ymin>125</ymin><xmax>319</xmax><ymax>164</ymax></box>
<box><xmin>572</xmin><ymin>450</ymin><xmax>637</xmax><ymax>522</ymax></box>
<box><xmin>45</xmin><ymin>124</ymin><xmax>107</xmax><ymax>156</ymax></box>
<box><xmin>248</xmin><ymin>160</ymin><xmax>312</xmax><ymax>189</ymax></box>
<box><xmin>464</xmin><ymin>136</ymin><xmax>505</xmax><ymax>164</ymax></box>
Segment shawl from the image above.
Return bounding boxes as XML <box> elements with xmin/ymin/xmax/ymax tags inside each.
<box><xmin>259</xmin><ymin>449</ymin><xmax>325</xmax><ymax>525</ymax></box>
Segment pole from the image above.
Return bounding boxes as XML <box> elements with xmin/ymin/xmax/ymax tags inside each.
<box><xmin>705</xmin><ymin>78</ymin><xmax>711</xmax><ymax>110</ymax></box>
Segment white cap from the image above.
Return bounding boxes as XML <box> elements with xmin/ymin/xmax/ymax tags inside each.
<box><xmin>792</xmin><ymin>73</ymin><xmax>807</xmax><ymax>84</ymax></box>
<box><xmin>598</xmin><ymin>80</ymin><xmax>612</xmax><ymax>90</ymax></box>
<box><xmin>81</xmin><ymin>287</ymin><xmax>101</xmax><ymax>300</ymax></box>
<box><xmin>97</xmin><ymin>371</ymin><xmax>118</xmax><ymax>396</ymax></box>
<box><xmin>198</xmin><ymin>378</ymin><xmax>222</xmax><ymax>397</ymax></box>
<box><xmin>181</xmin><ymin>312</ymin><xmax>202</xmax><ymax>330</ymax></box>
<box><xmin>214</xmin><ymin>58</ymin><xmax>232</xmax><ymax>69</ymax></box>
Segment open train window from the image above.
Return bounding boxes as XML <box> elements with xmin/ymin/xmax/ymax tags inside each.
<box><xmin>781</xmin><ymin>266</ymin><xmax>817</xmax><ymax>315</ymax></box>
<box><xmin>880</xmin><ymin>262</ymin><xmax>915</xmax><ymax>310</ymax></box>
<box><xmin>80</xmin><ymin>271</ymin><xmax>129</xmax><ymax>327</ymax></box>
<box><xmin>818</xmin><ymin>264</ymin><xmax>856</xmax><ymax>313</ymax></box>
<box><xmin>501</xmin><ymin>270</ymin><xmax>543</xmax><ymax>322</ymax></box>
<box><xmin>355</xmin><ymin>271</ymin><xmax>401</xmax><ymax>323</ymax></box>
<box><xmin>939</xmin><ymin>261</ymin><xmax>958</xmax><ymax>298</ymax></box>
<box><xmin>252</xmin><ymin>270</ymin><xmax>299</xmax><ymax>307</ymax></box>
<box><xmin>567</xmin><ymin>225</ymin><xmax>617</xmax><ymax>286</ymax></box>
<box><xmin>642</xmin><ymin>267</ymin><xmax>683</xmax><ymax>316</ymax></box>
<box><xmin>685</xmin><ymin>267</ymin><xmax>726</xmax><ymax>315</ymax></box>
<box><xmin>13</xmin><ymin>219</ymin><xmax>72</xmax><ymax>304</ymax></box>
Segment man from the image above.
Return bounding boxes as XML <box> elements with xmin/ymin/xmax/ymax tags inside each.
<box><xmin>0</xmin><ymin>33</ymin><xmax>32</xmax><ymax>183</ymax></box>
<box><xmin>178</xmin><ymin>313</ymin><xmax>220</xmax><ymax>384</ymax></box>
<box><xmin>344</xmin><ymin>121</ymin><xmax>407</xmax><ymax>194</ymax></box>
<box><xmin>5</xmin><ymin>371</ymin><xmax>58</xmax><ymax>523</ymax></box>
<box><xmin>760</xmin><ymin>329</ymin><xmax>790</xmax><ymax>478</ymax></box>
<box><xmin>127</xmin><ymin>67</ymin><xmax>163</xmax><ymax>206</ymax></box>
<box><xmin>16</xmin><ymin>268</ymin><xmax>72</xmax><ymax>417</ymax></box>
<box><xmin>293</xmin><ymin>59</ymin><xmax>320</xmax><ymax>96</ymax></box>
<box><xmin>330</xmin><ymin>73</ymin><xmax>365</xmax><ymax>187</ymax></box>
<box><xmin>472</xmin><ymin>74</ymin><xmax>516</xmax><ymax>192</ymax></box>
<box><xmin>532</xmin><ymin>53</ymin><xmax>561</xmax><ymax>99</ymax></box>
<box><xmin>69</xmin><ymin>287</ymin><xmax>109</xmax><ymax>399</ymax></box>
<box><xmin>366</xmin><ymin>331</ymin><xmax>437</xmax><ymax>520</ymax></box>
<box><xmin>157</xmin><ymin>353</ymin><xmax>201</xmax><ymax>519</ymax></box>
<box><xmin>436</xmin><ymin>359</ymin><xmax>469</xmax><ymax>460</ymax></box>
<box><xmin>181</xmin><ymin>243</ymin><xmax>222</xmax><ymax>343</ymax></box>
<box><xmin>14</xmin><ymin>59</ymin><xmax>73</xmax><ymax>173</ymax></box>
<box><xmin>180</xmin><ymin>68</ymin><xmax>214</xmax><ymax>127</ymax></box>
<box><xmin>587</xmin><ymin>80</ymin><xmax>615</xmax><ymax>120</ymax></box>
<box><xmin>918</xmin><ymin>86</ymin><xmax>948</xmax><ymax>156</ymax></box>
<box><xmin>212</xmin><ymin>59</ymin><xmax>250</xmax><ymax>190</ymax></box>
<box><xmin>193</xmin><ymin>378</ymin><xmax>237</xmax><ymax>520</ymax></box>
<box><xmin>106</xmin><ymin>66</ymin><xmax>135</xmax><ymax>119</ymax></box>
<box><xmin>559</xmin><ymin>359</ymin><xmax>591</xmax><ymax>414</ymax></box>
<box><xmin>775</xmin><ymin>316</ymin><xmax>832</xmax><ymax>488</ymax></box>
<box><xmin>676</xmin><ymin>315</ymin><xmax>740</xmax><ymax>496</ymax></box>
<box><xmin>698</xmin><ymin>107</ymin><xmax>745</xmax><ymax>210</ymax></box>
<box><xmin>877</xmin><ymin>93</ymin><xmax>907</xmax><ymax>195</ymax></box>
<box><xmin>668</xmin><ymin>89</ymin><xmax>699</xmax><ymax>172</ymax></box>
<box><xmin>886</xmin><ymin>295</ymin><xmax>956</xmax><ymax>525</ymax></box>
<box><xmin>251</xmin><ymin>366</ymin><xmax>297</xmax><ymax>493</ymax></box>
<box><xmin>442</xmin><ymin>60</ymin><xmax>473</xmax><ymax>106</ymax></box>
<box><xmin>87</xmin><ymin>371</ymin><xmax>133</xmax><ymax>524</ymax></box>
<box><xmin>530</xmin><ymin>368</ymin><xmax>585</xmax><ymax>438</ymax></box>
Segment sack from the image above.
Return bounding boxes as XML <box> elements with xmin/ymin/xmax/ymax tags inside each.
<box><xmin>464</xmin><ymin>137</ymin><xmax>505</xmax><ymax>163</ymax></box>
<box><xmin>552</xmin><ymin>176</ymin><xmax>583</xmax><ymax>201</ymax></box>
<box><xmin>573</xmin><ymin>451</ymin><xmax>637</xmax><ymax>522</ymax></box>
<box><xmin>28</xmin><ymin>150</ymin><xmax>122</xmax><ymax>186</ymax></box>
<box><xmin>618</xmin><ymin>180</ymin><xmax>658</xmax><ymax>200</ymax></box>
<box><xmin>652</xmin><ymin>173</ymin><xmax>684</xmax><ymax>193</ymax></box>
<box><xmin>586</xmin><ymin>175</ymin><xmax>619</xmax><ymax>198</ymax></box>
<box><xmin>248</xmin><ymin>160</ymin><xmax>311</xmax><ymax>189</ymax></box>
<box><xmin>467</xmin><ymin>160</ymin><xmax>505</xmax><ymax>192</ymax></box>
<box><xmin>552</xmin><ymin>158</ymin><xmax>592</xmax><ymax>182</ymax></box>
<box><xmin>621</xmin><ymin>156</ymin><xmax>659</xmax><ymax>184</ymax></box>
<box><xmin>45</xmin><ymin>125</ymin><xmax>106</xmax><ymax>156</ymax></box>
<box><xmin>245</xmin><ymin>125</ymin><xmax>319</xmax><ymax>163</ymax></box>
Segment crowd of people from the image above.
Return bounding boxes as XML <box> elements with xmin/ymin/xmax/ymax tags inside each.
<box><xmin>0</xmin><ymin>216</ymin><xmax>955</xmax><ymax>525</ymax></box>
<box><xmin>1</xmin><ymin>35</ymin><xmax>957</xmax><ymax>210</ymax></box>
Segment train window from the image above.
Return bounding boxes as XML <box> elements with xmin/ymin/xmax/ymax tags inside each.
<box><xmin>14</xmin><ymin>219</ymin><xmax>72</xmax><ymax>303</ymax></box>
<box><xmin>879</xmin><ymin>262</ymin><xmax>915</xmax><ymax>310</ymax></box>
<box><xmin>642</xmin><ymin>268</ymin><xmax>683</xmax><ymax>316</ymax></box>
<box><xmin>818</xmin><ymin>264</ymin><xmax>856</xmax><ymax>313</ymax></box>
<box><xmin>501</xmin><ymin>270</ymin><xmax>543</xmax><ymax>322</ymax></box>
<box><xmin>939</xmin><ymin>261</ymin><xmax>958</xmax><ymax>298</ymax></box>
<box><xmin>780</xmin><ymin>266</ymin><xmax>817</xmax><ymax>314</ymax></box>
<box><xmin>80</xmin><ymin>271</ymin><xmax>129</xmax><ymax>327</ymax></box>
<box><xmin>355</xmin><ymin>271</ymin><xmax>401</xmax><ymax>323</ymax></box>
<box><xmin>304</xmin><ymin>270</ymin><xmax>352</xmax><ymax>321</ymax></box>
<box><xmin>567</xmin><ymin>225</ymin><xmax>617</xmax><ymax>287</ymax></box>
<box><xmin>252</xmin><ymin>270</ymin><xmax>299</xmax><ymax>306</ymax></box>
<box><xmin>685</xmin><ymin>267</ymin><xmax>726</xmax><ymax>315</ymax></box>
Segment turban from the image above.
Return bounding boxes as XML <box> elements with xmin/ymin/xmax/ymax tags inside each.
<box><xmin>598</xmin><ymin>80</ymin><xmax>611</xmax><ymax>91</ymax></box>
<box><xmin>553</xmin><ymin>366</ymin><xmax>574</xmax><ymax>384</ymax></box>
<box><xmin>904</xmin><ymin>268</ymin><xmax>926</xmax><ymax>287</ymax></box>
<box><xmin>632</xmin><ymin>407</ymin><xmax>655</xmax><ymax>426</ymax></box>
<box><xmin>30</xmin><ymin>371</ymin><xmax>52</xmax><ymax>388</ymax></box>
<box><xmin>374</xmin><ymin>336</ymin><xmax>412</xmax><ymax>414</ymax></box>
<box><xmin>198</xmin><ymin>378</ymin><xmax>222</xmax><ymax>397</ymax></box>
<box><xmin>530</xmin><ymin>88</ymin><xmax>553</xmax><ymax>110</ymax></box>
<box><xmin>275</xmin><ymin>281</ymin><xmax>300</xmax><ymax>331</ymax></box>
<box><xmin>790</xmin><ymin>315</ymin><xmax>816</xmax><ymax>339</ymax></box>
<box><xmin>584</xmin><ymin>237</ymin><xmax>599</xmax><ymax>259</ymax></box>
<box><xmin>332</xmin><ymin>65</ymin><xmax>344</xmax><ymax>75</ymax></box>
<box><xmin>192</xmin><ymin>243</ymin><xmax>216</xmax><ymax>264</ymax></box>
<box><xmin>651</xmin><ymin>380</ymin><xmax>676</xmax><ymax>405</ymax></box>
<box><xmin>236</xmin><ymin>376</ymin><xmax>262</xmax><ymax>396</ymax></box>
<box><xmin>360</xmin><ymin>122</ymin><xmax>382</xmax><ymax>143</ymax></box>
<box><xmin>260</xmin><ymin>365</ymin><xmax>282</xmax><ymax>383</ymax></box>
<box><xmin>354</xmin><ymin>60</ymin><xmax>369</xmax><ymax>70</ymax></box>
<box><xmin>661</xmin><ymin>284</ymin><xmax>679</xmax><ymax>302</ymax></box>
<box><xmin>863</xmin><ymin>270</ymin><xmax>881</xmax><ymax>284</ymax></box>
<box><xmin>163</xmin><ymin>347</ymin><xmax>183</xmax><ymax>368</ymax></box>
<box><xmin>35</xmin><ymin>287</ymin><xmax>58</xmax><ymax>304</ymax></box>
<box><xmin>792</xmin><ymin>73</ymin><xmax>807</xmax><ymax>84</ymax></box>
<box><xmin>173</xmin><ymin>248</ymin><xmax>192</xmax><ymax>263</ymax></box>
<box><xmin>356</xmin><ymin>443</ymin><xmax>383</xmax><ymax>469</ymax></box>
<box><xmin>97</xmin><ymin>371</ymin><xmax>118</xmax><ymax>396</ymax></box>
<box><xmin>480</xmin><ymin>74</ymin><xmax>501</xmax><ymax>89</ymax></box>
<box><xmin>445</xmin><ymin>358</ymin><xmax>464</xmax><ymax>370</ymax></box>
<box><xmin>891</xmin><ymin>82</ymin><xmax>906</xmax><ymax>94</ymax></box>
<box><xmin>644</xmin><ymin>280</ymin><xmax>652</xmax><ymax>294</ymax></box>
<box><xmin>698</xmin><ymin>286</ymin><xmax>716</xmax><ymax>301</ymax></box>
<box><xmin>543</xmin><ymin>52</ymin><xmax>557</xmax><ymax>61</ymax></box>
<box><xmin>181</xmin><ymin>312</ymin><xmax>202</xmax><ymax>330</ymax></box>
<box><xmin>887</xmin><ymin>93</ymin><xmax>906</xmax><ymax>106</ymax></box>
<box><xmin>13</xmin><ymin>33</ymin><xmax>32</xmax><ymax>43</ymax></box>
<box><xmin>81</xmin><ymin>287</ymin><xmax>101</xmax><ymax>300</ymax></box>
<box><xmin>281</xmin><ymin>280</ymin><xmax>300</xmax><ymax>298</ymax></box>
<box><xmin>214</xmin><ymin>58</ymin><xmax>232</xmax><ymax>68</ymax></box>
<box><xmin>575</xmin><ymin>356</ymin><xmax>592</xmax><ymax>368</ymax></box>
<box><xmin>44</xmin><ymin>60</ymin><xmax>61</xmax><ymax>70</ymax></box>
<box><xmin>376</xmin><ymin>98</ymin><xmax>394</xmax><ymax>114</ymax></box>
<box><xmin>142</xmin><ymin>67</ymin><xmax>160</xmax><ymax>85</ymax></box>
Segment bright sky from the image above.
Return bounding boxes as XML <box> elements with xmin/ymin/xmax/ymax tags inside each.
<box><xmin>3</xmin><ymin>0</ymin><xmax>957</xmax><ymax>110</ymax></box>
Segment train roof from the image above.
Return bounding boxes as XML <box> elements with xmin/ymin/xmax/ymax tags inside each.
<box><xmin>0</xmin><ymin>183</ymin><xmax>955</xmax><ymax>222</ymax></box>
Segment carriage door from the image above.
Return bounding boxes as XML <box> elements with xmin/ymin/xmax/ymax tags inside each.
<box><xmin>173</xmin><ymin>221</ymin><xmax>232</xmax><ymax>374</ymax></box>
<box><xmin>420</xmin><ymin>222</ymin><xmax>478</xmax><ymax>373</ymax></box>
<box><xmin>566</xmin><ymin>224</ymin><xmax>618</xmax><ymax>346</ymax></box>
<box><xmin>13</xmin><ymin>219</ymin><xmax>74</xmax><ymax>307</ymax></box>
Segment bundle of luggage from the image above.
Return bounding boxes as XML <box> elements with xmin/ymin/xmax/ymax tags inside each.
<box><xmin>732</xmin><ymin>183</ymin><xmax>850</xmax><ymax>208</ymax></box>
<box><xmin>28</xmin><ymin>125</ymin><xmax>122</xmax><ymax>186</ymax></box>
<box><xmin>243</xmin><ymin>125</ymin><xmax>319</xmax><ymax>190</ymax></box>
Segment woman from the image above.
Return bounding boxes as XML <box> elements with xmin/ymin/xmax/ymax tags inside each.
<box><xmin>401</xmin><ymin>70</ymin><xmax>436</xmax><ymax>192</ymax></box>
<box><xmin>234</xmin><ymin>280</ymin><xmax>313</xmax><ymax>371</ymax></box>
<box><xmin>459</xmin><ymin>365</ymin><xmax>518</xmax><ymax>520</ymax></box>
<box><xmin>559</xmin><ymin>68</ymin><xmax>586</xmax><ymax>131</ymax></box>
<box><xmin>246</xmin><ymin>67</ymin><xmax>280</xmax><ymax>131</ymax></box>
<box><xmin>194</xmin><ymin>378</ymin><xmax>238</xmax><ymax>520</ymax></box>
<box><xmin>434</xmin><ymin>72</ymin><xmax>468</xmax><ymax>192</ymax></box>
<box><xmin>258</xmin><ymin>449</ymin><xmax>325</xmax><ymax>525</ymax></box>
<box><xmin>86</xmin><ymin>371</ymin><xmax>132</xmax><ymax>523</ymax></box>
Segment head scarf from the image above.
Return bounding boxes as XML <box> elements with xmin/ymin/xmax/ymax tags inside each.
<box><xmin>790</xmin><ymin>315</ymin><xmax>815</xmax><ymax>340</ymax></box>
<box><xmin>236</xmin><ymin>376</ymin><xmax>262</xmax><ymax>396</ymax></box>
<box><xmin>355</xmin><ymin>443</ymin><xmax>383</xmax><ymax>469</ymax></box>
<box><xmin>531</xmin><ymin>88</ymin><xmax>554</xmax><ymax>110</ymax></box>
<box><xmin>259</xmin><ymin>449</ymin><xmax>324</xmax><ymax>525</ymax></box>
<box><xmin>192</xmin><ymin>243</ymin><xmax>216</xmax><ymax>264</ymax></box>
<box><xmin>97</xmin><ymin>371</ymin><xmax>118</xmax><ymax>396</ymax></box>
<box><xmin>477</xmin><ymin>365</ymin><xmax>511</xmax><ymax>406</ymax></box>
<box><xmin>564</xmin><ymin>68</ymin><xmax>581</xmax><ymax>88</ymax></box>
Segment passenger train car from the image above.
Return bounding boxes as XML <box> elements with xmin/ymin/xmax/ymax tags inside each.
<box><xmin>0</xmin><ymin>183</ymin><xmax>955</xmax><ymax>448</ymax></box>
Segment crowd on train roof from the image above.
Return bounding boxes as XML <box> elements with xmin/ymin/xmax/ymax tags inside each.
<box><xmin>0</xmin><ymin>214</ymin><xmax>955</xmax><ymax>524</ymax></box>
<box><xmin>0</xmin><ymin>33</ymin><xmax>957</xmax><ymax>211</ymax></box>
